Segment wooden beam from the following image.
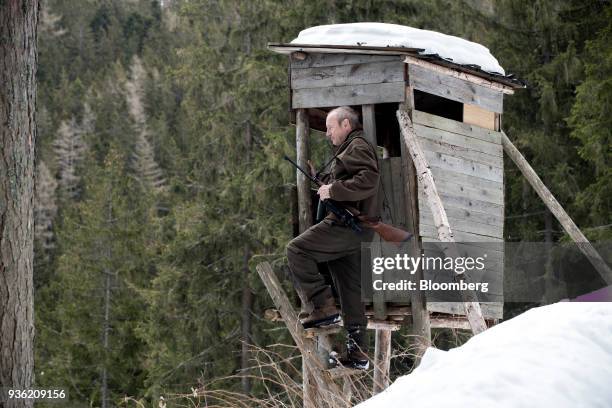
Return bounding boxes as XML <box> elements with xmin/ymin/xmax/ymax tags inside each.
<box><xmin>399</xmin><ymin>87</ymin><xmax>431</xmax><ymax>363</ymax></box>
<box><xmin>296</xmin><ymin>109</ymin><xmax>312</xmax><ymax>233</ymax></box>
<box><xmin>396</xmin><ymin>107</ymin><xmax>488</xmax><ymax>335</ymax></box>
<box><xmin>325</xmin><ymin>367</ymin><xmax>366</xmax><ymax>380</ymax></box>
<box><xmin>367</xmin><ymin>320</ymin><xmax>402</xmax><ymax>331</ymax></box>
<box><xmin>362</xmin><ymin>104</ymin><xmax>386</xmax><ymax>319</ymax></box>
<box><xmin>373</xmin><ymin>329</ymin><xmax>392</xmax><ymax>395</ymax></box>
<box><xmin>295</xmin><ymin>109</ymin><xmax>316</xmax><ymax>377</ymax></box>
<box><xmin>304</xmin><ymin>326</ymin><xmax>342</xmax><ymax>339</ymax></box>
<box><xmin>430</xmin><ymin>317</ymin><xmax>472</xmax><ymax>330</ymax></box>
<box><xmin>342</xmin><ymin>377</ymin><xmax>353</xmax><ymax>404</ymax></box>
<box><xmin>404</xmin><ymin>55</ymin><xmax>515</xmax><ymax>95</ymax></box>
<box><xmin>270</xmin><ymin>43</ymin><xmax>422</xmax><ymax>57</ymax></box>
<box><xmin>292</xmin><ymin>82</ymin><xmax>405</xmax><ymax>109</ymax></box>
<box><xmin>501</xmin><ymin>132</ymin><xmax>612</xmax><ymax>285</ymax></box>
<box><xmin>303</xmin><ymin>360</ymin><xmax>316</xmax><ymax>408</ymax></box>
<box><xmin>255</xmin><ymin>262</ymin><xmax>345</xmax><ymax>405</ymax></box>
<box><xmin>291</xmin><ymin>60</ymin><xmax>404</xmax><ymax>90</ymax></box>
<box><xmin>290</xmin><ymin>53</ymin><xmax>403</xmax><ymax>69</ymax></box>
<box><xmin>361</xmin><ymin>104</ymin><xmax>377</xmax><ymax>147</ymax></box>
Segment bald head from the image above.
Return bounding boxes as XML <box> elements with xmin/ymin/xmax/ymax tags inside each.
<box><xmin>326</xmin><ymin>106</ymin><xmax>360</xmax><ymax>146</ymax></box>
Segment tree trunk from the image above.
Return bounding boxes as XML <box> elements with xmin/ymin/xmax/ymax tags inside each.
<box><xmin>0</xmin><ymin>2</ymin><xmax>39</xmax><ymax>407</ymax></box>
<box><xmin>99</xmin><ymin>195</ymin><xmax>113</xmax><ymax>408</ymax></box>
<box><xmin>240</xmin><ymin>248</ymin><xmax>253</xmax><ymax>395</ymax></box>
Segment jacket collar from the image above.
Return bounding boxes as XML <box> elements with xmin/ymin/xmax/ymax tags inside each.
<box><xmin>333</xmin><ymin>128</ymin><xmax>362</xmax><ymax>153</ymax></box>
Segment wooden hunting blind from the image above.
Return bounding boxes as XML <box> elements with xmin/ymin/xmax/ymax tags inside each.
<box><xmin>270</xmin><ymin>42</ymin><xmax>523</xmax><ymax>324</ymax></box>
<box><xmin>256</xmin><ymin>24</ymin><xmax>611</xmax><ymax>407</ymax></box>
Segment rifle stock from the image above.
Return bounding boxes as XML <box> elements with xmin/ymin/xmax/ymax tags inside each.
<box><xmin>358</xmin><ymin>217</ymin><xmax>414</xmax><ymax>246</ymax></box>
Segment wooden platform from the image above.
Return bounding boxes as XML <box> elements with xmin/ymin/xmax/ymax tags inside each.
<box><xmin>265</xmin><ymin>306</ymin><xmax>490</xmax><ymax>331</ymax></box>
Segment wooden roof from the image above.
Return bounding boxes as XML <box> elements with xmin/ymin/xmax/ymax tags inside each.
<box><xmin>268</xmin><ymin>42</ymin><xmax>526</xmax><ymax>90</ymax></box>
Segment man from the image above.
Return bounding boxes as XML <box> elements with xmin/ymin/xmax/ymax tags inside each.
<box><xmin>286</xmin><ymin>106</ymin><xmax>381</xmax><ymax>370</ymax></box>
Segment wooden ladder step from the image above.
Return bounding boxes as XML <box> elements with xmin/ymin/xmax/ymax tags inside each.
<box><xmin>304</xmin><ymin>325</ymin><xmax>342</xmax><ymax>339</ymax></box>
<box><xmin>324</xmin><ymin>367</ymin><xmax>367</xmax><ymax>379</ymax></box>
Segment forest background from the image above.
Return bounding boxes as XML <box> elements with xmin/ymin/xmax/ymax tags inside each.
<box><xmin>32</xmin><ymin>0</ymin><xmax>611</xmax><ymax>406</ymax></box>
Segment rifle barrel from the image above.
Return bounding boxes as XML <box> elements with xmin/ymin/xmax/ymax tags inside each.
<box><xmin>283</xmin><ymin>155</ymin><xmax>321</xmax><ymax>186</ymax></box>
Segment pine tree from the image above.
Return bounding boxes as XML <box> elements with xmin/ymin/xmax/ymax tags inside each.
<box><xmin>127</xmin><ymin>55</ymin><xmax>166</xmax><ymax>191</ymax></box>
<box><xmin>567</xmin><ymin>3</ymin><xmax>612</xmax><ymax>238</ymax></box>
<box><xmin>37</xmin><ymin>148</ymin><xmax>152</xmax><ymax>406</ymax></box>
<box><xmin>34</xmin><ymin>160</ymin><xmax>59</xmax><ymax>254</ymax></box>
<box><xmin>53</xmin><ymin>110</ymin><xmax>92</xmax><ymax>199</ymax></box>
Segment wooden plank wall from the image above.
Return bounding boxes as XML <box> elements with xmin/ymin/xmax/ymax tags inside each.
<box><xmin>378</xmin><ymin>158</ymin><xmax>412</xmax><ymax>304</ymax></box>
<box><xmin>290</xmin><ymin>53</ymin><xmax>406</xmax><ymax>108</ymax></box>
<box><xmin>413</xmin><ymin>110</ymin><xmax>505</xmax><ymax>319</ymax></box>
<box><xmin>408</xmin><ymin>64</ymin><xmax>504</xmax><ymax>113</ymax></box>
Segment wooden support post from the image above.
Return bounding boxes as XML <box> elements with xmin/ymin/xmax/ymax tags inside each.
<box><xmin>361</xmin><ymin>104</ymin><xmax>377</xmax><ymax>147</ymax></box>
<box><xmin>362</xmin><ymin>104</ymin><xmax>387</xmax><ymax>320</ymax></box>
<box><xmin>501</xmin><ymin>132</ymin><xmax>612</xmax><ymax>285</ymax></box>
<box><xmin>401</xmin><ymin>86</ymin><xmax>431</xmax><ymax>364</ymax></box>
<box><xmin>256</xmin><ymin>262</ymin><xmax>345</xmax><ymax>407</ymax></box>
<box><xmin>342</xmin><ymin>377</ymin><xmax>353</xmax><ymax>404</ymax></box>
<box><xmin>296</xmin><ymin>108</ymin><xmax>312</xmax><ymax>233</ymax></box>
<box><xmin>296</xmin><ymin>108</ymin><xmax>318</xmax><ymax>406</ymax></box>
<box><xmin>372</xmin><ymin>328</ymin><xmax>392</xmax><ymax>395</ymax></box>
<box><xmin>303</xmin><ymin>360</ymin><xmax>316</xmax><ymax>408</ymax></box>
<box><xmin>315</xmin><ymin>333</ymin><xmax>333</xmax><ymax>367</ymax></box>
<box><xmin>396</xmin><ymin>107</ymin><xmax>488</xmax><ymax>335</ymax></box>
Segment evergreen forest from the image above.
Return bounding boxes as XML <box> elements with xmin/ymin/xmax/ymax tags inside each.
<box><xmin>32</xmin><ymin>0</ymin><xmax>611</xmax><ymax>406</ymax></box>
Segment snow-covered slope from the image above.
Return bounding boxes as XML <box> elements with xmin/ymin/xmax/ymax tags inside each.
<box><xmin>357</xmin><ymin>303</ymin><xmax>612</xmax><ymax>408</ymax></box>
<box><xmin>291</xmin><ymin>23</ymin><xmax>505</xmax><ymax>75</ymax></box>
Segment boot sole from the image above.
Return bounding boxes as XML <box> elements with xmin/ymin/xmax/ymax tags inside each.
<box><xmin>328</xmin><ymin>352</ymin><xmax>369</xmax><ymax>370</ymax></box>
<box><xmin>302</xmin><ymin>313</ymin><xmax>341</xmax><ymax>329</ymax></box>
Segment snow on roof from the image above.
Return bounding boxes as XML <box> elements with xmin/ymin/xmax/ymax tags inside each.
<box><xmin>356</xmin><ymin>302</ymin><xmax>612</xmax><ymax>408</ymax></box>
<box><xmin>291</xmin><ymin>23</ymin><xmax>505</xmax><ymax>75</ymax></box>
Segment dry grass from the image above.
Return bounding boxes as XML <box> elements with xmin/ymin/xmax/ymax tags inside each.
<box><xmin>118</xmin><ymin>328</ymin><xmax>471</xmax><ymax>408</ymax></box>
<box><xmin>117</xmin><ymin>337</ymin><xmax>429</xmax><ymax>408</ymax></box>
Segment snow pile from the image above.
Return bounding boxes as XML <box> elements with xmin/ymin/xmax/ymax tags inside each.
<box><xmin>357</xmin><ymin>303</ymin><xmax>612</xmax><ymax>408</ymax></box>
<box><xmin>291</xmin><ymin>23</ymin><xmax>505</xmax><ymax>75</ymax></box>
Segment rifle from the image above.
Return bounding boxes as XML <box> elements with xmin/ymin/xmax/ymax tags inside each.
<box><xmin>283</xmin><ymin>155</ymin><xmax>413</xmax><ymax>245</ymax></box>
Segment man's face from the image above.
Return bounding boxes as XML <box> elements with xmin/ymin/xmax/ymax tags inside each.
<box><xmin>325</xmin><ymin>113</ymin><xmax>352</xmax><ymax>146</ymax></box>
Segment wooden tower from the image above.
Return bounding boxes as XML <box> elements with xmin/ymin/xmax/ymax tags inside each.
<box><xmin>255</xmin><ymin>37</ymin><xmax>612</xmax><ymax>408</ymax></box>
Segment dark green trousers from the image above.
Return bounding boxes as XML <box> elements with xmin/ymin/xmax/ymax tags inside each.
<box><xmin>286</xmin><ymin>219</ymin><xmax>373</xmax><ymax>328</ymax></box>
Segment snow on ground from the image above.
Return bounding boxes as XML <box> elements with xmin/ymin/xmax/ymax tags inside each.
<box><xmin>357</xmin><ymin>302</ymin><xmax>612</xmax><ymax>408</ymax></box>
<box><xmin>291</xmin><ymin>23</ymin><xmax>505</xmax><ymax>75</ymax></box>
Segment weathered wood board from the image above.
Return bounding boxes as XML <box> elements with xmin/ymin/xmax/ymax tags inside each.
<box><xmin>292</xmin><ymin>82</ymin><xmax>406</xmax><ymax>108</ymax></box>
<box><xmin>428</xmin><ymin>301</ymin><xmax>502</xmax><ymax>318</ymax></box>
<box><xmin>413</xmin><ymin>112</ymin><xmax>505</xmax><ymax>319</ymax></box>
<box><xmin>464</xmin><ymin>103</ymin><xmax>496</xmax><ymax>130</ymax></box>
<box><xmin>409</xmin><ymin>64</ymin><xmax>504</xmax><ymax>113</ymax></box>
<box><xmin>423</xmin><ymin>150</ymin><xmax>503</xmax><ymax>183</ymax></box>
<box><xmin>291</xmin><ymin>60</ymin><xmax>404</xmax><ymax>89</ymax></box>
<box><xmin>419</xmin><ymin>225</ymin><xmax>504</xmax><ymax>242</ymax></box>
<box><xmin>417</xmin><ymin>136</ymin><xmax>502</xmax><ymax>168</ymax></box>
<box><xmin>419</xmin><ymin>168</ymin><xmax>504</xmax><ymax>205</ymax></box>
<box><xmin>413</xmin><ymin>110</ymin><xmax>502</xmax><ymax>144</ymax></box>
<box><xmin>378</xmin><ymin>157</ymin><xmax>411</xmax><ymax>304</ymax></box>
<box><xmin>414</xmin><ymin>123</ymin><xmax>502</xmax><ymax>157</ymax></box>
<box><xmin>290</xmin><ymin>53</ymin><xmax>406</xmax><ymax>108</ymax></box>
<box><xmin>290</xmin><ymin>53</ymin><xmax>403</xmax><ymax>69</ymax></box>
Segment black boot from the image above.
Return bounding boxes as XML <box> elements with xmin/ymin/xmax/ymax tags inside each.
<box><xmin>330</xmin><ymin>325</ymin><xmax>369</xmax><ymax>370</ymax></box>
<box><xmin>301</xmin><ymin>287</ymin><xmax>341</xmax><ymax>329</ymax></box>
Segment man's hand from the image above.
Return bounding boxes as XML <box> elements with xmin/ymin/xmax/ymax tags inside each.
<box><xmin>307</xmin><ymin>160</ymin><xmax>316</xmax><ymax>178</ymax></box>
<box><xmin>318</xmin><ymin>184</ymin><xmax>332</xmax><ymax>200</ymax></box>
